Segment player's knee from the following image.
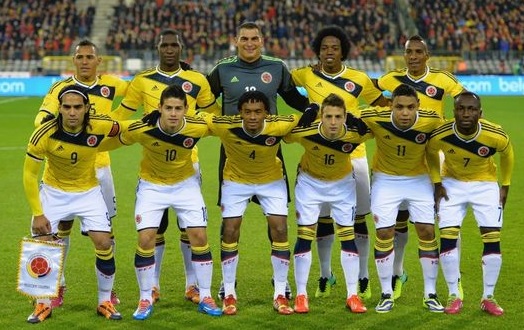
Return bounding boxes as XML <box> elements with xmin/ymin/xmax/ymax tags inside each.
<box><xmin>375</xmin><ymin>226</ymin><xmax>395</xmax><ymax>241</ymax></box>
<box><xmin>270</xmin><ymin>223</ymin><xmax>288</xmax><ymax>242</ymax></box>
<box><xmin>480</xmin><ymin>228</ymin><xmax>501</xmax><ymax>255</ymax></box>
<box><xmin>294</xmin><ymin>236</ymin><xmax>313</xmax><ymax>254</ymax></box>
<box><xmin>415</xmin><ymin>223</ymin><xmax>435</xmax><ymax>241</ymax></box>
<box><xmin>440</xmin><ymin>226</ymin><xmax>460</xmax><ymax>253</ymax></box>
<box><xmin>221</xmin><ymin>220</ymin><xmax>241</xmax><ymax>243</ymax></box>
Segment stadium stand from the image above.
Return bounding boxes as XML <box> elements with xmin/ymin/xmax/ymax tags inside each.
<box><xmin>1</xmin><ymin>0</ymin><xmax>522</xmax><ymax>75</ymax></box>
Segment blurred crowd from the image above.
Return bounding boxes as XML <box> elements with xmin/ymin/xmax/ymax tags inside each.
<box><xmin>409</xmin><ymin>0</ymin><xmax>523</xmax><ymax>59</ymax></box>
<box><xmin>1</xmin><ymin>0</ymin><xmax>523</xmax><ymax>66</ymax></box>
<box><xmin>0</xmin><ymin>0</ymin><xmax>95</xmax><ymax>61</ymax></box>
<box><xmin>104</xmin><ymin>0</ymin><xmax>396</xmax><ymax>62</ymax></box>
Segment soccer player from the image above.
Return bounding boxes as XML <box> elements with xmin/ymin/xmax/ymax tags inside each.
<box><xmin>426</xmin><ymin>92</ymin><xmax>514</xmax><ymax>316</ymax></box>
<box><xmin>33</xmin><ymin>39</ymin><xmax>128</xmax><ymax>308</ymax></box>
<box><xmin>284</xmin><ymin>93</ymin><xmax>369</xmax><ymax>314</ymax></box>
<box><xmin>375</xmin><ymin>35</ymin><xmax>466</xmax><ymax>298</ymax></box>
<box><xmin>24</xmin><ymin>85</ymin><xmax>124</xmax><ymax>323</ymax></box>
<box><xmin>360</xmin><ymin>84</ymin><xmax>444</xmax><ymax>313</ymax></box>
<box><xmin>207</xmin><ymin>21</ymin><xmax>310</xmax><ymax>300</ymax></box>
<box><xmin>112</xmin><ymin>29</ymin><xmax>220</xmax><ymax>304</ymax></box>
<box><xmin>118</xmin><ymin>85</ymin><xmax>222</xmax><ymax>319</ymax></box>
<box><xmin>201</xmin><ymin>91</ymin><xmax>301</xmax><ymax>316</ymax></box>
<box><xmin>291</xmin><ymin>25</ymin><xmax>389</xmax><ymax>300</ymax></box>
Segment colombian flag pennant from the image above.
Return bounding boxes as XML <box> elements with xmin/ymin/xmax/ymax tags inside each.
<box><xmin>17</xmin><ymin>237</ymin><xmax>65</xmax><ymax>299</ymax></box>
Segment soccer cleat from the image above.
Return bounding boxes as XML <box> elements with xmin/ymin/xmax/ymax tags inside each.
<box><xmin>314</xmin><ymin>273</ymin><xmax>336</xmax><ymax>298</ymax></box>
<box><xmin>133</xmin><ymin>299</ymin><xmax>153</xmax><ymax>320</ymax></box>
<box><xmin>480</xmin><ymin>296</ymin><xmax>504</xmax><ymax>316</ymax></box>
<box><xmin>271</xmin><ymin>278</ymin><xmax>293</xmax><ymax>300</ymax></box>
<box><xmin>152</xmin><ymin>287</ymin><xmax>160</xmax><ymax>303</ymax></box>
<box><xmin>392</xmin><ymin>271</ymin><xmax>408</xmax><ymax>300</ymax></box>
<box><xmin>111</xmin><ymin>290</ymin><xmax>120</xmax><ymax>305</ymax></box>
<box><xmin>444</xmin><ymin>294</ymin><xmax>463</xmax><ymax>314</ymax></box>
<box><xmin>423</xmin><ymin>294</ymin><xmax>445</xmax><ymax>313</ymax></box>
<box><xmin>97</xmin><ymin>301</ymin><xmax>122</xmax><ymax>320</ymax></box>
<box><xmin>457</xmin><ymin>278</ymin><xmax>464</xmax><ymax>300</ymax></box>
<box><xmin>27</xmin><ymin>303</ymin><xmax>52</xmax><ymax>323</ymax></box>
<box><xmin>375</xmin><ymin>293</ymin><xmax>394</xmax><ymax>313</ymax></box>
<box><xmin>198</xmin><ymin>296</ymin><xmax>222</xmax><ymax>316</ymax></box>
<box><xmin>273</xmin><ymin>294</ymin><xmax>294</xmax><ymax>315</ymax></box>
<box><xmin>222</xmin><ymin>294</ymin><xmax>237</xmax><ymax>315</ymax></box>
<box><xmin>185</xmin><ymin>285</ymin><xmax>200</xmax><ymax>304</ymax></box>
<box><xmin>346</xmin><ymin>294</ymin><xmax>367</xmax><ymax>313</ymax></box>
<box><xmin>293</xmin><ymin>294</ymin><xmax>309</xmax><ymax>313</ymax></box>
<box><xmin>50</xmin><ymin>285</ymin><xmax>66</xmax><ymax>308</ymax></box>
<box><xmin>358</xmin><ymin>277</ymin><xmax>371</xmax><ymax>300</ymax></box>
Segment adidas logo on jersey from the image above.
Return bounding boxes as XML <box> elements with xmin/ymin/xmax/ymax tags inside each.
<box><xmin>56</xmin><ymin>145</ymin><xmax>64</xmax><ymax>151</ymax></box>
<box><xmin>447</xmin><ymin>149</ymin><xmax>456</xmax><ymax>154</ymax></box>
<box><xmin>152</xmin><ymin>85</ymin><xmax>159</xmax><ymax>91</ymax></box>
<box><xmin>312</xmin><ymin>146</ymin><xmax>320</xmax><ymax>150</ymax></box>
<box><xmin>152</xmin><ymin>142</ymin><xmax>161</xmax><ymax>147</ymax></box>
<box><xmin>315</xmin><ymin>82</ymin><xmax>322</xmax><ymax>88</ymax></box>
<box><xmin>384</xmin><ymin>135</ymin><xmax>391</xmax><ymax>140</ymax></box>
<box><xmin>231</xmin><ymin>76</ymin><xmax>239</xmax><ymax>83</ymax></box>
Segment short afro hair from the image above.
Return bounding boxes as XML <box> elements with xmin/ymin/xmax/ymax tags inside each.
<box><xmin>312</xmin><ymin>25</ymin><xmax>350</xmax><ymax>61</ymax></box>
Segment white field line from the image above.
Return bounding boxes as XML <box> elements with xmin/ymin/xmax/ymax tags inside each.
<box><xmin>0</xmin><ymin>97</ymin><xmax>28</xmax><ymax>105</ymax></box>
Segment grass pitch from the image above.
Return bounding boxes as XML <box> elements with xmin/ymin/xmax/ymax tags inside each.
<box><xmin>1</xmin><ymin>96</ymin><xmax>523</xmax><ymax>329</ymax></box>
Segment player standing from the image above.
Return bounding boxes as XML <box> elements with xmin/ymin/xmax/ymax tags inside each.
<box><xmin>112</xmin><ymin>29</ymin><xmax>219</xmax><ymax>304</ymax></box>
<box><xmin>375</xmin><ymin>35</ymin><xmax>465</xmax><ymax>298</ymax></box>
<box><xmin>34</xmin><ymin>39</ymin><xmax>128</xmax><ymax>307</ymax></box>
<box><xmin>427</xmin><ymin>92</ymin><xmax>513</xmax><ymax>316</ymax></box>
<box><xmin>291</xmin><ymin>25</ymin><xmax>389</xmax><ymax>300</ymax></box>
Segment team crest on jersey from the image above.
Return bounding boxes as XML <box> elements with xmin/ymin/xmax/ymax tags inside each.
<box><xmin>344</xmin><ymin>81</ymin><xmax>356</xmax><ymax>93</ymax></box>
<box><xmin>415</xmin><ymin>133</ymin><xmax>427</xmax><ymax>143</ymax></box>
<box><xmin>135</xmin><ymin>214</ymin><xmax>142</xmax><ymax>224</ymax></box>
<box><xmin>100</xmin><ymin>86</ymin><xmax>110</xmax><ymax>98</ymax></box>
<box><xmin>182</xmin><ymin>81</ymin><xmax>193</xmax><ymax>93</ymax></box>
<box><xmin>341</xmin><ymin>143</ymin><xmax>354</xmax><ymax>153</ymax></box>
<box><xmin>477</xmin><ymin>146</ymin><xmax>489</xmax><ymax>156</ymax></box>
<box><xmin>183</xmin><ymin>137</ymin><xmax>195</xmax><ymax>148</ymax></box>
<box><xmin>86</xmin><ymin>135</ymin><xmax>98</xmax><ymax>146</ymax></box>
<box><xmin>425</xmin><ymin>85</ymin><xmax>437</xmax><ymax>97</ymax></box>
<box><xmin>265</xmin><ymin>136</ymin><xmax>277</xmax><ymax>145</ymax></box>
<box><xmin>261</xmin><ymin>72</ymin><xmax>272</xmax><ymax>84</ymax></box>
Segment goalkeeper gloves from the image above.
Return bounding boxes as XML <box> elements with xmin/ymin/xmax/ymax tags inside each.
<box><xmin>141</xmin><ymin>110</ymin><xmax>161</xmax><ymax>126</ymax></box>
<box><xmin>297</xmin><ymin>103</ymin><xmax>320</xmax><ymax>127</ymax></box>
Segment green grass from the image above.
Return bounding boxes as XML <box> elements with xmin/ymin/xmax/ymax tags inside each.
<box><xmin>1</xmin><ymin>96</ymin><xmax>523</xmax><ymax>329</ymax></box>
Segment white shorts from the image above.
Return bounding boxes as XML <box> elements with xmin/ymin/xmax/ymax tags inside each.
<box><xmin>295</xmin><ymin>171</ymin><xmax>356</xmax><ymax>226</ymax></box>
<box><xmin>318</xmin><ymin>156</ymin><xmax>370</xmax><ymax>218</ymax></box>
<box><xmin>96</xmin><ymin>165</ymin><xmax>116</xmax><ymax>219</ymax></box>
<box><xmin>220</xmin><ymin>179</ymin><xmax>288</xmax><ymax>218</ymax></box>
<box><xmin>135</xmin><ymin>176</ymin><xmax>207</xmax><ymax>231</ymax></box>
<box><xmin>371</xmin><ymin>172</ymin><xmax>435</xmax><ymax>229</ymax></box>
<box><xmin>36</xmin><ymin>183</ymin><xmax>111</xmax><ymax>234</ymax></box>
<box><xmin>437</xmin><ymin>178</ymin><xmax>503</xmax><ymax>229</ymax></box>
